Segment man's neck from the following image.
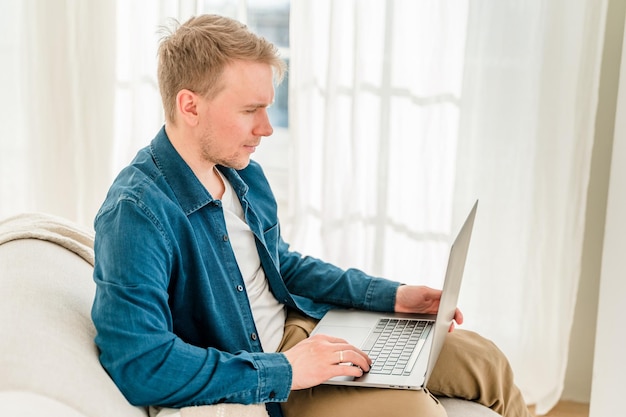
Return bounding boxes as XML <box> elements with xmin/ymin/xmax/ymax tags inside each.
<box><xmin>165</xmin><ymin>124</ymin><xmax>225</xmax><ymax>199</ymax></box>
<box><xmin>207</xmin><ymin>166</ymin><xmax>226</xmax><ymax>200</ymax></box>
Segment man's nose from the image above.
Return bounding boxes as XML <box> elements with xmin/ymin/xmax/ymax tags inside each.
<box><xmin>254</xmin><ymin>110</ymin><xmax>273</xmax><ymax>137</ymax></box>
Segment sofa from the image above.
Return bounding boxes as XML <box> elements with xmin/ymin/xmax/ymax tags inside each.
<box><xmin>0</xmin><ymin>213</ymin><xmax>500</xmax><ymax>417</ymax></box>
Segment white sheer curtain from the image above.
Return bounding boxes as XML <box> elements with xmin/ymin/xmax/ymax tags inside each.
<box><xmin>288</xmin><ymin>0</ymin><xmax>606</xmax><ymax>414</ymax></box>
<box><xmin>0</xmin><ymin>0</ymin><xmax>116</xmax><ymax>227</ymax></box>
<box><xmin>288</xmin><ymin>0</ymin><xmax>468</xmax><ymax>287</ymax></box>
<box><xmin>0</xmin><ymin>0</ymin><xmax>203</xmax><ymax>227</ymax></box>
<box><xmin>111</xmin><ymin>0</ymin><xmax>203</xmax><ymax>179</ymax></box>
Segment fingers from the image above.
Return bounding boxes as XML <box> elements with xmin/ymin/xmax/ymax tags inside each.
<box><xmin>283</xmin><ymin>334</ymin><xmax>371</xmax><ymax>390</ymax></box>
<box><xmin>448</xmin><ymin>308</ymin><xmax>464</xmax><ymax>332</ymax></box>
<box><xmin>330</xmin><ymin>347</ymin><xmax>370</xmax><ymax>380</ymax></box>
<box><xmin>317</xmin><ymin>335</ymin><xmax>371</xmax><ymax>371</ymax></box>
<box><xmin>334</xmin><ymin>347</ymin><xmax>371</xmax><ymax>370</ymax></box>
<box><xmin>454</xmin><ymin>307</ymin><xmax>464</xmax><ymax>325</ymax></box>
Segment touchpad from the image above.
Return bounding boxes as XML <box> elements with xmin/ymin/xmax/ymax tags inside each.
<box><xmin>314</xmin><ymin>325</ymin><xmax>370</xmax><ymax>348</ymax></box>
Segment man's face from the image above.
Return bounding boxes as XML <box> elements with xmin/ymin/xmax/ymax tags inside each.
<box><xmin>196</xmin><ymin>60</ymin><xmax>275</xmax><ymax>170</ymax></box>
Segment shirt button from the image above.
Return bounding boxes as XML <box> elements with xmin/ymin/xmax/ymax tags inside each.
<box><xmin>237</xmin><ymin>285</ymin><xmax>244</xmax><ymax>292</ymax></box>
<box><xmin>251</xmin><ymin>332</ymin><xmax>258</xmax><ymax>341</ymax></box>
<box><xmin>222</xmin><ymin>234</ymin><xmax>229</xmax><ymax>241</ymax></box>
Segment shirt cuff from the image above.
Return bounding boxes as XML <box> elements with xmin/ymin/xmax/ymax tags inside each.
<box><xmin>251</xmin><ymin>352</ymin><xmax>292</xmax><ymax>402</ymax></box>
<box><xmin>364</xmin><ymin>277</ymin><xmax>402</xmax><ymax>312</ymax></box>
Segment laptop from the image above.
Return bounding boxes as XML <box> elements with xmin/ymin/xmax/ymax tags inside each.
<box><xmin>310</xmin><ymin>200</ymin><xmax>478</xmax><ymax>390</ymax></box>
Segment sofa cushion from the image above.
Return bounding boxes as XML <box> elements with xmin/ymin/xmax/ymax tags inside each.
<box><xmin>0</xmin><ymin>391</ymin><xmax>93</xmax><ymax>417</ymax></box>
<box><xmin>439</xmin><ymin>397</ymin><xmax>501</xmax><ymax>417</ymax></box>
<box><xmin>0</xmin><ymin>239</ymin><xmax>147</xmax><ymax>417</ymax></box>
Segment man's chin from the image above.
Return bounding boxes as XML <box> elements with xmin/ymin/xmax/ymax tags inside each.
<box><xmin>223</xmin><ymin>159</ymin><xmax>251</xmax><ymax>171</ymax></box>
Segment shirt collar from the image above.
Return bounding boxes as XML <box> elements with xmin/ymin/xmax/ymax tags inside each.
<box><xmin>150</xmin><ymin>126</ymin><xmax>249</xmax><ymax>215</ymax></box>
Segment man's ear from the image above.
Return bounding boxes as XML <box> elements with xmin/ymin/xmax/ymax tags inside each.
<box><xmin>176</xmin><ymin>89</ymin><xmax>199</xmax><ymax>126</ymax></box>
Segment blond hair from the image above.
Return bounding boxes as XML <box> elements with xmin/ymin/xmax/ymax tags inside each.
<box><xmin>157</xmin><ymin>14</ymin><xmax>286</xmax><ymax>123</ymax></box>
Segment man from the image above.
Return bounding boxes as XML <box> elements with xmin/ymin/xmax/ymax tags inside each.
<box><xmin>91</xmin><ymin>14</ymin><xmax>530</xmax><ymax>417</ymax></box>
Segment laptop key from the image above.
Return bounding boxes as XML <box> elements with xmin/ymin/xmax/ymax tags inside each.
<box><xmin>365</xmin><ymin>317</ymin><xmax>430</xmax><ymax>375</ymax></box>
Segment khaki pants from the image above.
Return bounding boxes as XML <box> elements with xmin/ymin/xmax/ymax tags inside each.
<box><xmin>277</xmin><ymin>310</ymin><xmax>529</xmax><ymax>417</ymax></box>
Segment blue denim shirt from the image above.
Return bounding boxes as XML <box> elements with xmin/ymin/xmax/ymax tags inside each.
<box><xmin>91</xmin><ymin>127</ymin><xmax>400</xmax><ymax>416</ymax></box>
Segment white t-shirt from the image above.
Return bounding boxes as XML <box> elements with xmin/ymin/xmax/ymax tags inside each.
<box><xmin>217</xmin><ymin>170</ymin><xmax>286</xmax><ymax>353</ymax></box>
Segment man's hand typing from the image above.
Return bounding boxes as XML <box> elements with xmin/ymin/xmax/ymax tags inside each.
<box><xmin>282</xmin><ymin>334</ymin><xmax>372</xmax><ymax>390</ymax></box>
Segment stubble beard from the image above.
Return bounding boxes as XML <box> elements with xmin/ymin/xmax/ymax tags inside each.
<box><xmin>199</xmin><ymin>134</ymin><xmax>250</xmax><ymax>171</ymax></box>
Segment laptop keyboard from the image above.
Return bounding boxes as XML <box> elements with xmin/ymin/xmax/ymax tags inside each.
<box><xmin>361</xmin><ymin>318</ymin><xmax>431</xmax><ymax>376</ymax></box>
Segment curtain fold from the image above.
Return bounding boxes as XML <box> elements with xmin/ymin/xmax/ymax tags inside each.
<box><xmin>0</xmin><ymin>0</ymin><xmax>195</xmax><ymax>227</ymax></box>
<box><xmin>13</xmin><ymin>0</ymin><xmax>117</xmax><ymax>226</ymax></box>
<box><xmin>288</xmin><ymin>0</ymin><xmax>607</xmax><ymax>413</ymax></box>
<box><xmin>288</xmin><ymin>0</ymin><xmax>468</xmax><ymax>286</ymax></box>
<box><xmin>454</xmin><ymin>1</ymin><xmax>607</xmax><ymax>413</ymax></box>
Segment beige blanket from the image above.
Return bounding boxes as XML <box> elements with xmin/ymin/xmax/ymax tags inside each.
<box><xmin>0</xmin><ymin>212</ymin><xmax>95</xmax><ymax>265</ymax></box>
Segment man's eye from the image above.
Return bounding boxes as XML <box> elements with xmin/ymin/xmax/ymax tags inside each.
<box><xmin>245</xmin><ymin>109</ymin><xmax>257</xmax><ymax>114</ymax></box>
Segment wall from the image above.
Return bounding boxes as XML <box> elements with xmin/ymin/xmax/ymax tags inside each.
<box><xmin>562</xmin><ymin>0</ymin><xmax>625</xmax><ymax>403</ymax></box>
<box><xmin>0</xmin><ymin>1</ymin><xmax>26</xmax><ymax>216</ymax></box>
<box><xmin>589</xmin><ymin>14</ymin><xmax>626</xmax><ymax>414</ymax></box>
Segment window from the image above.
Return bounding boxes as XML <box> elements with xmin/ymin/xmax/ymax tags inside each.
<box><xmin>199</xmin><ymin>1</ymin><xmax>292</xmax><ymax>211</ymax></box>
<box><xmin>201</xmin><ymin>0</ymin><xmax>291</xmax><ymax>128</ymax></box>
